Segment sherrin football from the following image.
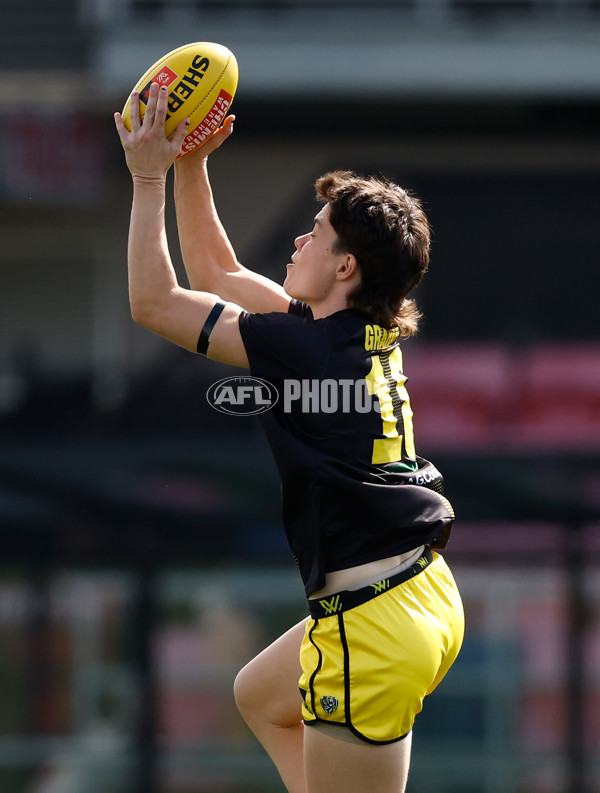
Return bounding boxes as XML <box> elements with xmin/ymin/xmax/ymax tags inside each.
<box><xmin>121</xmin><ymin>42</ymin><xmax>238</xmax><ymax>158</ymax></box>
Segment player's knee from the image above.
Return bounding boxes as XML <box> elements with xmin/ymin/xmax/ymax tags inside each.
<box><xmin>234</xmin><ymin>661</ymin><xmax>299</xmax><ymax>729</ymax></box>
<box><xmin>233</xmin><ymin>662</ymin><xmax>258</xmax><ymax>720</ymax></box>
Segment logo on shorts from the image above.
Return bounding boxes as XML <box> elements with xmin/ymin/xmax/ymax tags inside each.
<box><xmin>320</xmin><ymin>696</ymin><xmax>339</xmax><ymax>715</ymax></box>
<box><xmin>370</xmin><ymin>579</ymin><xmax>390</xmax><ymax>594</ymax></box>
<box><xmin>318</xmin><ymin>594</ymin><xmax>342</xmax><ymax>615</ymax></box>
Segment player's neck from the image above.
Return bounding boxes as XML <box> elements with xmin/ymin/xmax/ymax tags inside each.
<box><xmin>308</xmin><ymin>287</ymin><xmax>354</xmax><ymax>320</ymax></box>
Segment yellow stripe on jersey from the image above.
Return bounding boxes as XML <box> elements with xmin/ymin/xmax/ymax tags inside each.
<box><xmin>365</xmin><ymin>346</ymin><xmax>416</xmax><ymax>465</ymax></box>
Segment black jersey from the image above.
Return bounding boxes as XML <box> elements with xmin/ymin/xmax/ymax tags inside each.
<box><xmin>238</xmin><ymin>300</ymin><xmax>454</xmax><ymax>596</ymax></box>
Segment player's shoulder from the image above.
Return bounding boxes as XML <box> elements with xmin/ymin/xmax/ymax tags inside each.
<box><xmin>239</xmin><ymin>300</ymin><xmax>314</xmax><ymax>330</ymax></box>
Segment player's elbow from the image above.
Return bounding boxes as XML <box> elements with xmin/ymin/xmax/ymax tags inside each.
<box><xmin>186</xmin><ymin>257</ymin><xmax>242</xmax><ymax>293</ymax></box>
<box><xmin>129</xmin><ymin>295</ymin><xmax>161</xmax><ymax>330</ymax></box>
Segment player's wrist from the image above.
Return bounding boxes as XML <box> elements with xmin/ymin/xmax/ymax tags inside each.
<box><xmin>131</xmin><ymin>173</ymin><xmax>168</xmax><ymax>189</ymax></box>
<box><xmin>174</xmin><ymin>153</ymin><xmax>209</xmax><ymax>181</ymax></box>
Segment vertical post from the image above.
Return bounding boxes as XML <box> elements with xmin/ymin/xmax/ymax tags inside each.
<box><xmin>133</xmin><ymin>566</ymin><xmax>158</xmax><ymax>793</ymax></box>
<box><xmin>565</xmin><ymin>524</ymin><xmax>586</xmax><ymax>793</ymax></box>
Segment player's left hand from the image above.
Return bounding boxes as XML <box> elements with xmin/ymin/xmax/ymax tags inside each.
<box><xmin>114</xmin><ymin>81</ymin><xmax>189</xmax><ymax>180</ymax></box>
<box><xmin>174</xmin><ymin>114</ymin><xmax>235</xmax><ymax>172</ymax></box>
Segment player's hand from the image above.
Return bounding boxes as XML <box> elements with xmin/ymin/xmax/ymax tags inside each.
<box><xmin>174</xmin><ymin>114</ymin><xmax>235</xmax><ymax>174</ymax></box>
<box><xmin>114</xmin><ymin>82</ymin><xmax>189</xmax><ymax>180</ymax></box>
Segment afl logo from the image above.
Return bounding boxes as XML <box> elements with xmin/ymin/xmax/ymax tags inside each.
<box><xmin>206</xmin><ymin>376</ymin><xmax>278</xmax><ymax>416</ymax></box>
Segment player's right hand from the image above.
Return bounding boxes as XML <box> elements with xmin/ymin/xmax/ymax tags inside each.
<box><xmin>114</xmin><ymin>81</ymin><xmax>190</xmax><ymax>180</ymax></box>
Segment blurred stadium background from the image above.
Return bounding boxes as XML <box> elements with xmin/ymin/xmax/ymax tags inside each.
<box><xmin>1</xmin><ymin>1</ymin><xmax>599</xmax><ymax>791</ymax></box>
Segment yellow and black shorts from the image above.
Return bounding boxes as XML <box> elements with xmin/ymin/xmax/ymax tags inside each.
<box><xmin>299</xmin><ymin>547</ymin><xmax>464</xmax><ymax>744</ymax></box>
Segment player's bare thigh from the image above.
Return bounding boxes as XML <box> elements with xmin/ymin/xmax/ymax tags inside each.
<box><xmin>233</xmin><ymin>617</ymin><xmax>308</xmax><ymax>727</ymax></box>
<box><xmin>304</xmin><ymin>725</ymin><xmax>412</xmax><ymax>793</ymax></box>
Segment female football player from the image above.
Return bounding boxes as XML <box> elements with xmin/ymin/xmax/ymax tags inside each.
<box><xmin>115</xmin><ymin>81</ymin><xmax>464</xmax><ymax>793</ymax></box>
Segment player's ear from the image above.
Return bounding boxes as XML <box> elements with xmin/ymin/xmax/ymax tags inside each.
<box><xmin>336</xmin><ymin>252</ymin><xmax>359</xmax><ymax>282</ymax></box>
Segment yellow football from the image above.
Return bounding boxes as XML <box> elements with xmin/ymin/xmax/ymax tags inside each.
<box><xmin>121</xmin><ymin>42</ymin><xmax>238</xmax><ymax>158</ymax></box>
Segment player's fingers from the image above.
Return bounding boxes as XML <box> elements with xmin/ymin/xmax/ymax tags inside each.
<box><xmin>172</xmin><ymin>117</ymin><xmax>191</xmax><ymax>154</ymax></box>
<box><xmin>129</xmin><ymin>92</ymin><xmax>142</xmax><ymax>128</ymax></box>
<box><xmin>143</xmin><ymin>82</ymin><xmax>159</xmax><ymax>126</ymax></box>
<box><xmin>191</xmin><ymin>115</ymin><xmax>235</xmax><ymax>159</ymax></box>
<box><xmin>211</xmin><ymin>115</ymin><xmax>235</xmax><ymax>145</ymax></box>
<box><xmin>209</xmin><ymin>114</ymin><xmax>235</xmax><ymax>140</ymax></box>
<box><xmin>154</xmin><ymin>84</ymin><xmax>170</xmax><ymax>130</ymax></box>
<box><xmin>113</xmin><ymin>112</ymin><xmax>129</xmax><ymax>142</ymax></box>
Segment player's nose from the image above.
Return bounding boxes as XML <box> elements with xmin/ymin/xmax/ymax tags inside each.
<box><xmin>294</xmin><ymin>233</ymin><xmax>309</xmax><ymax>251</ymax></box>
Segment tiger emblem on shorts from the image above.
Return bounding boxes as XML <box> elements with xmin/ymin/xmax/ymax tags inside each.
<box><xmin>320</xmin><ymin>696</ymin><xmax>339</xmax><ymax>715</ymax></box>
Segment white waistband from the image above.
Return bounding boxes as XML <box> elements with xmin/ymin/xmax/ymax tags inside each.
<box><xmin>345</xmin><ymin>546</ymin><xmax>426</xmax><ymax>592</ymax></box>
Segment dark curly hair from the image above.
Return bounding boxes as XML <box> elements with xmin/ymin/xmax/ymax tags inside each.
<box><xmin>315</xmin><ymin>170</ymin><xmax>431</xmax><ymax>337</ymax></box>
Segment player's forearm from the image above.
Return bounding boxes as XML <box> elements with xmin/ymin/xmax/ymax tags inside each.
<box><xmin>127</xmin><ymin>175</ymin><xmax>228</xmax><ymax>352</ymax></box>
<box><xmin>174</xmin><ymin>157</ymin><xmax>239</xmax><ymax>292</ymax></box>
<box><xmin>173</xmin><ymin>150</ymin><xmax>291</xmax><ymax>315</ymax></box>
<box><xmin>128</xmin><ymin>176</ymin><xmax>179</xmax><ymax>327</ymax></box>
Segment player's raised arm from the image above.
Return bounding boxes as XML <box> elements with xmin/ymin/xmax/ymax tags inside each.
<box><xmin>173</xmin><ymin>126</ymin><xmax>292</xmax><ymax>314</ymax></box>
<box><xmin>114</xmin><ymin>82</ymin><xmax>248</xmax><ymax>368</ymax></box>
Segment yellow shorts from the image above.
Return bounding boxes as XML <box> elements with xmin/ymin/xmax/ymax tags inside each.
<box><xmin>299</xmin><ymin>549</ymin><xmax>464</xmax><ymax>744</ymax></box>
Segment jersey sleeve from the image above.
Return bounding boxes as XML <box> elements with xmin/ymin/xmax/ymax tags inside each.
<box><xmin>238</xmin><ymin>309</ymin><xmax>325</xmax><ymax>379</ymax></box>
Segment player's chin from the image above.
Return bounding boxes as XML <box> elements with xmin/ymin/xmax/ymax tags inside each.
<box><xmin>283</xmin><ymin>267</ymin><xmax>294</xmax><ymax>293</ymax></box>
<box><xmin>284</xmin><ymin>279</ymin><xmax>303</xmax><ymax>302</ymax></box>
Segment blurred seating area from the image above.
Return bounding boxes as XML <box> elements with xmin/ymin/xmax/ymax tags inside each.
<box><xmin>406</xmin><ymin>341</ymin><xmax>600</xmax><ymax>452</ymax></box>
<box><xmin>4</xmin><ymin>340</ymin><xmax>598</xmax><ymax>454</ymax></box>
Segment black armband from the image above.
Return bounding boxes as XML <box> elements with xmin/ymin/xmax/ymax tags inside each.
<box><xmin>197</xmin><ymin>300</ymin><xmax>226</xmax><ymax>355</ymax></box>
